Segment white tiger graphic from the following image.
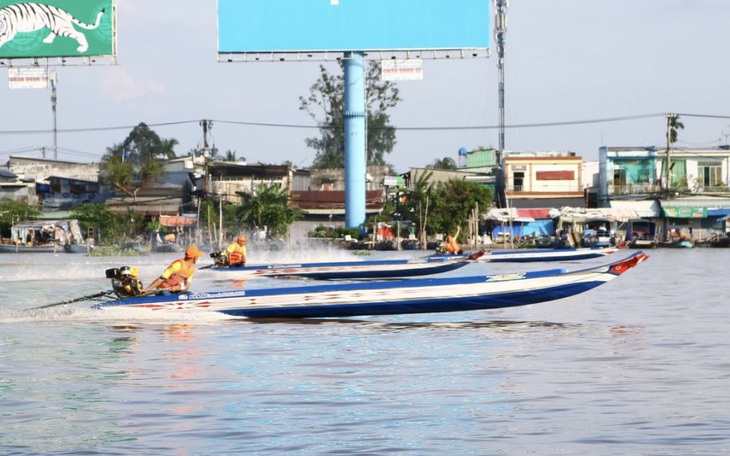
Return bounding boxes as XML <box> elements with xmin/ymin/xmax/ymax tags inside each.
<box><xmin>0</xmin><ymin>3</ymin><xmax>105</xmax><ymax>53</ymax></box>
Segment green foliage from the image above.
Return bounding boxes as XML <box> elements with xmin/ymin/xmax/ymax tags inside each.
<box><xmin>426</xmin><ymin>157</ymin><xmax>458</xmax><ymax>170</ymax></box>
<box><xmin>0</xmin><ymin>198</ymin><xmax>39</xmax><ymax>228</ymax></box>
<box><xmin>70</xmin><ymin>203</ymin><xmax>133</xmax><ymax>244</ymax></box>
<box><xmin>99</xmin><ymin>123</ymin><xmax>178</xmax><ymax>197</ymax></box>
<box><xmin>223</xmin><ymin>150</ymin><xmax>238</xmax><ymax>162</ymax></box>
<box><xmin>299</xmin><ymin>61</ymin><xmax>400</xmax><ymax>169</ymax></box>
<box><xmin>428</xmin><ymin>179</ymin><xmax>493</xmax><ymax>236</ymax></box>
<box><xmin>667</xmin><ymin>114</ymin><xmax>684</xmax><ymax>145</ymax></box>
<box><xmin>309</xmin><ymin>225</ymin><xmax>361</xmax><ymax>239</ymax></box>
<box><xmin>236</xmin><ymin>183</ymin><xmax>303</xmax><ymax>239</ymax></box>
<box><xmin>396</xmin><ymin>170</ymin><xmax>433</xmax><ymax>236</ymax></box>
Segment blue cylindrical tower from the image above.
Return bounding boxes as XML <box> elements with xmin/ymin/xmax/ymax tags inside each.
<box><xmin>343</xmin><ymin>51</ymin><xmax>366</xmax><ymax>228</ymax></box>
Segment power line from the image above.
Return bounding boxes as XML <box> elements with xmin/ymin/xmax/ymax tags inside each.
<box><xmin>0</xmin><ymin>113</ymin><xmax>728</xmax><ymax>138</ymax></box>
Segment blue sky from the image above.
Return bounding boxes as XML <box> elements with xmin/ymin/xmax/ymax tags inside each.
<box><xmin>1</xmin><ymin>0</ymin><xmax>729</xmax><ymax>173</ymax></box>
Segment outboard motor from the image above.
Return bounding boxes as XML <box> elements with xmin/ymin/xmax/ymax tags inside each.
<box><xmin>106</xmin><ymin>266</ymin><xmax>144</xmax><ymax>298</ymax></box>
<box><xmin>210</xmin><ymin>250</ymin><xmax>229</xmax><ymax>267</ymax></box>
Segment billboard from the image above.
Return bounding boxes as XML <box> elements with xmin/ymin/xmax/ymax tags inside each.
<box><xmin>218</xmin><ymin>0</ymin><xmax>490</xmax><ymax>54</ymax></box>
<box><xmin>0</xmin><ymin>0</ymin><xmax>115</xmax><ymax>59</ymax></box>
<box><xmin>8</xmin><ymin>66</ymin><xmax>48</xmax><ymax>88</ymax></box>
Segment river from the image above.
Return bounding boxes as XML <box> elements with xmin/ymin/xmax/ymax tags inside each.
<box><xmin>1</xmin><ymin>246</ymin><xmax>728</xmax><ymax>455</ymax></box>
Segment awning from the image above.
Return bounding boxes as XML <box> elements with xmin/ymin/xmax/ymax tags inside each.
<box><xmin>159</xmin><ymin>215</ymin><xmax>197</xmax><ymax>227</ymax></box>
<box><xmin>492</xmin><ymin>220</ymin><xmax>554</xmax><ymax>236</ymax></box>
<box><xmin>560</xmin><ymin>201</ymin><xmax>660</xmax><ymax>223</ymax></box>
<box><xmin>486</xmin><ymin>207</ymin><xmax>558</xmax><ymax>222</ymax></box>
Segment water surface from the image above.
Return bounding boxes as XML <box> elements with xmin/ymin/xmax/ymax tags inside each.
<box><xmin>1</xmin><ymin>248</ymin><xmax>728</xmax><ymax>455</ymax></box>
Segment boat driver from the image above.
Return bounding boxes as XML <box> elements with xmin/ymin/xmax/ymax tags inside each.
<box><xmin>142</xmin><ymin>245</ymin><xmax>202</xmax><ymax>295</ymax></box>
<box><xmin>224</xmin><ymin>235</ymin><xmax>248</xmax><ymax>267</ymax></box>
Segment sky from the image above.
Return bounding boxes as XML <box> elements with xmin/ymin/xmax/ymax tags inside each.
<box><xmin>1</xmin><ymin>0</ymin><xmax>729</xmax><ymax>174</ymax></box>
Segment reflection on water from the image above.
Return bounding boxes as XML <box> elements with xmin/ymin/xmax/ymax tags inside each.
<box><xmin>244</xmin><ymin>316</ymin><xmax>581</xmax><ymax>331</ymax></box>
<box><xmin>1</xmin><ymin>249</ymin><xmax>729</xmax><ymax>454</ymax></box>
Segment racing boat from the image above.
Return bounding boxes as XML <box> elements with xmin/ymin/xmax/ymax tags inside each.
<box><xmin>208</xmin><ymin>250</ymin><xmax>486</xmax><ymax>280</ymax></box>
<box><xmin>480</xmin><ymin>246</ymin><xmax>621</xmax><ymax>263</ymax></box>
<box><xmin>92</xmin><ymin>251</ymin><xmax>649</xmax><ymax>319</ymax></box>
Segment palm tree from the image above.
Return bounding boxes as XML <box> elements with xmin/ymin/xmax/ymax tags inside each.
<box><xmin>224</xmin><ymin>150</ymin><xmax>238</xmax><ymax>162</ymax></box>
<box><xmin>665</xmin><ymin>114</ymin><xmax>684</xmax><ymax>191</ymax></box>
<box><xmin>426</xmin><ymin>157</ymin><xmax>457</xmax><ymax>170</ymax></box>
<box><xmin>236</xmin><ymin>183</ymin><xmax>303</xmax><ymax>239</ymax></box>
<box><xmin>398</xmin><ymin>170</ymin><xmax>433</xmax><ymax>248</ymax></box>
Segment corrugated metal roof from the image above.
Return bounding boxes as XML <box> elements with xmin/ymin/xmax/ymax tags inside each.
<box><xmin>106</xmin><ymin>197</ymin><xmax>182</xmax><ymax>216</ymax></box>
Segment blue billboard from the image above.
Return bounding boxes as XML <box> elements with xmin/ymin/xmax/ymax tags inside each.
<box><xmin>218</xmin><ymin>0</ymin><xmax>490</xmax><ymax>53</ymax></box>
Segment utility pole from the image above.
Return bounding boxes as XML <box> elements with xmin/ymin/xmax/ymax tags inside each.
<box><xmin>494</xmin><ymin>0</ymin><xmax>508</xmax><ymax>209</ymax></box>
<box><xmin>50</xmin><ymin>71</ymin><xmax>58</xmax><ymax>160</ymax></box>
<box><xmin>665</xmin><ymin>114</ymin><xmax>672</xmax><ymax>195</ymax></box>
<box><xmin>200</xmin><ymin>119</ymin><xmax>212</xmax><ymax>158</ymax></box>
<box><xmin>199</xmin><ymin>119</ymin><xmax>213</xmax><ymax>245</ymax></box>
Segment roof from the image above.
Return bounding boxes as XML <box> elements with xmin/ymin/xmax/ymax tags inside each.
<box><xmin>291</xmin><ymin>190</ymin><xmax>384</xmax><ymax>210</ymax></box>
<box><xmin>106</xmin><ymin>196</ymin><xmax>183</xmax><ymax>216</ymax></box>
<box><xmin>559</xmin><ymin>201</ymin><xmax>661</xmax><ymax>223</ymax></box>
<box><xmin>159</xmin><ymin>215</ymin><xmax>197</xmax><ymax>227</ymax></box>
<box><xmin>486</xmin><ymin>208</ymin><xmax>560</xmax><ymax>222</ymax></box>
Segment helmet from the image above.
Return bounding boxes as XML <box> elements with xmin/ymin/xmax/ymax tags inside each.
<box><xmin>185</xmin><ymin>245</ymin><xmax>202</xmax><ymax>259</ymax></box>
<box><xmin>237</xmin><ymin>235</ymin><xmax>247</xmax><ymax>244</ymax></box>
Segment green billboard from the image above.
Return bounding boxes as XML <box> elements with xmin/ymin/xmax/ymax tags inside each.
<box><xmin>0</xmin><ymin>0</ymin><xmax>115</xmax><ymax>59</ymax></box>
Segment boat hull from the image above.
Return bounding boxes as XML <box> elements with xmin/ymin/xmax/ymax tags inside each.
<box><xmin>94</xmin><ymin>252</ymin><xmax>649</xmax><ymax>319</ymax></box>
<box><xmin>211</xmin><ymin>254</ymin><xmax>479</xmax><ymax>279</ymax></box>
<box><xmin>483</xmin><ymin>247</ymin><xmax>619</xmax><ymax>263</ymax></box>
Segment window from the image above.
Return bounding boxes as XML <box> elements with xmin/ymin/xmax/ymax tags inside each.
<box><xmin>698</xmin><ymin>162</ymin><xmax>722</xmax><ymax>187</ymax></box>
<box><xmin>512</xmin><ymin>171</ymin><xmax>524</xmax><ymax>191</ymax></box>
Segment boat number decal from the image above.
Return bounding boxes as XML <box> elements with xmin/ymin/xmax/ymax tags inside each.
<box><xmin>485</xmin><ymin>273</ymin><xmax>526</xmax><ymax>281</ymax></box>
<box><xmin>185</xmin><ymin>291</ymin><xmax>247</xmax><ymax>299</ymax></box>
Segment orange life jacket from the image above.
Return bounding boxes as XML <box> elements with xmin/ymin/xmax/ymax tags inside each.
<box><xmin>159</xmin><ymin>259</ymin><xmax>195</xmax><ymax>291</ymax></box>
<box><xmin>227</xmin><ymin>243</ymin><xmax>246</xmax><ymax>266</ymax></box>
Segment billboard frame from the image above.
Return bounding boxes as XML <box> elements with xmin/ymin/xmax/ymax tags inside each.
<box><xmin>217</xmin><ymin>0</ymin><xmax>491</xmax><ymax>63</ymax></box>
<box><xmin>0</xmin><ymin>0</ymin><xmax>117</xmax><ymax>67</ymax></box>
<box><xmin>218</xmin><ymin>48</ymin><xmax>490</xmax><ymax>64</ymax></box>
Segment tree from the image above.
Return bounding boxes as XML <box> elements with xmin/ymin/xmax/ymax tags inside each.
<box><xmin>299</xmin><ymin>62</ymin><xmax>400</xmax><ymax>169</ymax></box>
<box><xmin>429</xmin><ymin>179</ymin><xmax>493</xmax><ymax>238</ymax></box>
<box><xmin>99</xmin><ymin>123</ymin><xmax>178</xmax><ymax>197</ymax></box>
<box><xmin>70</xmin><ymin>202</ymin><xmax>131</xmax><ymax>244</ymax></box>
<box><xmin>396</xmin><ymin>170</ymin><xmax>434</xmax><ymax>247</ymax></box>
<box><xmin>426</xmin><ymin>157</ymin><xmax>458</xmax><ymax>170</ymax></box>
<box><xmin>224</xmin><ymin>150</ymin><xmax>238</xmax><ymax>162</ymax></box>
<box><xmin>0</xmin><ymin>198</ymin><xmax>39</xmax><ymax>229</ymax></box>
<box><xmin>236</xmin><ymin>183</ymin><xmax>303</xmax><ymax>239</ymax></box>
<box><xmin>665</xmin><ymin>114</ymin><xmax>685</xmax><ymax>190</ymax></box>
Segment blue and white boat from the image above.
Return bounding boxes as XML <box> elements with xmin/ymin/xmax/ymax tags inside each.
<box><xmin>208</xmin><ymin>250</ymin><xmax>486</xmax><ymax>280</ymax></box>
<box><xmin>92</xmin><ymin>252</ymin><xmax>649</xmax><ymax>319</ymax></box>
<box><xmin>480</xmin><ymin>246</ymin><xmax>621</xmax><ymax>263</ymax></box>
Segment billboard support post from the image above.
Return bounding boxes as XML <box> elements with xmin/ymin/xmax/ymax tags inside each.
<box><xmin>344</xmin><ymin>51</ymin><xmax>366</xmax><ymax>228</ymax></box>
<box><xmin>50</xmin><ymin>71</ymin><xmax>58</xmax><ymax>160</ymax></box>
